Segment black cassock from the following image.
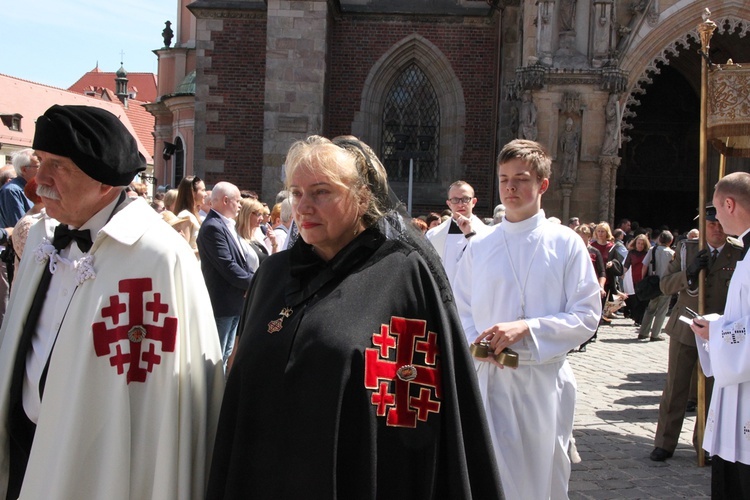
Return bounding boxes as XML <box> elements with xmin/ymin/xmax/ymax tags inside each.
<box><xmin>206</xmin><ymin>227</ymin><xmax>503</xmax><ymax>499</ymax></box>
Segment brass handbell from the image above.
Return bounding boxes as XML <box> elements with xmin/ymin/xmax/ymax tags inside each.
<box><xmin>469</xmin><ymin>340</ymin><xmax>519</xmax><ymax>368</ymax></box>
<box><xmin>495</xmin><ymin>348</ymin><xmax>519</xmax><ymax>368</ymax></box>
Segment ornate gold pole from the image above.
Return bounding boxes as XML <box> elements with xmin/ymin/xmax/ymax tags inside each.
<box><xmin>696</xmin><ymin>8</ymin><xmax>716</xmax><ymax>468</ymax></box>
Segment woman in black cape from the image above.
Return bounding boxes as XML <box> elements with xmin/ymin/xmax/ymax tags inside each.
<box><xmin>206</xmin><ymin>136</ymin><xmax>503</xmax><ymax>499</ymax></box>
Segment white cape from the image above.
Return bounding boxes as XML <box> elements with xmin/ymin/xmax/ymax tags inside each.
<box><xmin>0</xmin><ymin>199</ymin><xmax>225</xmax><ymax>499</ymax></box>
<box><xmin>425</xmin><ymin>214</ymin><xmax>489</xmax><ymax>284</ymax></box>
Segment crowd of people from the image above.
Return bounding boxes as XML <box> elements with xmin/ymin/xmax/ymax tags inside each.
<box><xmin>0</xmin><ymin>104</ymin><xmax>747</xmax><ymax>499</ymax></box>
<box><xmin>372</xmin><ymin>163</ymin><xmax>750</xmax><ymax>497</ymax></box>
<box><xmin>412</xmin><ymin>202</ymin><xmax>712</xmax><ymax>347</ymax></box>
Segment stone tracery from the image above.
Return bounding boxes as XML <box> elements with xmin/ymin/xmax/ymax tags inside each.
<box><xmin>623</xmin><ymin>17</ymin><xmax>749</xmax><ymax>139</ymax></box>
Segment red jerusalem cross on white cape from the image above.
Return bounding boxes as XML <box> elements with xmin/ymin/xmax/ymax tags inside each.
<box><xmin>92</xmin><ymin>278</ymin><xmax>178</xmax><ymax>383</ymax></box>
<box><xmin>364</xmin><ymin>316</ymin><xmax>442</xmax><ymax>428</ymax></box>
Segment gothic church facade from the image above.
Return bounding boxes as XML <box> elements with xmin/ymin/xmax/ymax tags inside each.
<box><xmin>148</xmin><ymin>0</ymin><xmax>750</xmax><ymax>227</ymax></box>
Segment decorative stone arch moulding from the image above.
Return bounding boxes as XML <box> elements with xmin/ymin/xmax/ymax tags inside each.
<box><xmin>352</xmin><ymin>33</ymin><xmax>467</xmax><ymax>185</ymax></box>
<box><xmin>619</xmin><ymin>5</ymin><xmax>750</xmax><ymax>131</ymax></box>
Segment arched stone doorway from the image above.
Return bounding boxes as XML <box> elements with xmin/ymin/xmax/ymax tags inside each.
<box><xmin>616</xmin><ymin>24</ymin><xmax>750</xmax><ymax>234</ymax></box>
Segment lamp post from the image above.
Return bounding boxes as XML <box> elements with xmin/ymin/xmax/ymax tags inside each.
<box><xmin>162</xmin><ymin>141</ymin><xmax>176</xmax><ymax>186</ymax></box>
<box><xmin>162</xmin><ymin>142</ymin><xmax>176</xmax><ymax>161</ymax></box>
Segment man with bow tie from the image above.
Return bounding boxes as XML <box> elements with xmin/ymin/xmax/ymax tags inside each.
<box><xmin>0</xmin><ymin>105</ymin><xmax>224</xmax><ymax>500</ymax></box>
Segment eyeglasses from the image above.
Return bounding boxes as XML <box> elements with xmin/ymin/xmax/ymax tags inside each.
<box><xmin>448</xmin><ymin>197</ymin><xmax>472</xmax><ymax>205</ymax></box>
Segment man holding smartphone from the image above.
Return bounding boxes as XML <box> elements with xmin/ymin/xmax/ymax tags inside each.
<box><xmin>692</xmin><ymin>173</ymin><xmax>750</xmax><ymax>497</ymax></box>
<box><xmin>650</xmin><ymin>205</ymin><xmax>740</xmax><ymax>463</ymax></box>
<box><xmin>426</xmin><ymin>180</ymin><xmax>488</xmax><ymax>285</ymax></box>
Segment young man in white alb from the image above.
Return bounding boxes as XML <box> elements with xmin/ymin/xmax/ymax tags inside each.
<box><xmin>453</xmin><ymin>139</ymin><xmax>601</xmax><ymax>499</ymax></box>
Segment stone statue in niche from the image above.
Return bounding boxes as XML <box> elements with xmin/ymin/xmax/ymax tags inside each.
<box><xmin>518</xmin><ymin>91</ymin><xmax>538</xmax><ymax>141</ymax></box>
<box><xmin>601</xmin><ymin>93</ymin><xmax>621</xmax><ymax>156</ymax></box>
<box><xmin>559</xmin><ymin>0</ymin><xmax>577</xmax><ymax>32</ymax></box>
<box><xmin>559</xmin><ymin>117</ymin><xmax>580</xmax><ymax>183</ymax></box>
<box><xmin>553</xmin><ymin>0</ymin><xmax>587</xmax><ymax>68</ymax></box>
<box><xmin>509</xmin><ymin>105</ymin><xmax>519</xmax><ymax>139</ymax></box>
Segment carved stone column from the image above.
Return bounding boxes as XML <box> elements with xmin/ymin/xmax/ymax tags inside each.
<box><xmin>560</xmin><ymin>182</ymin><xmax>574</xmax><ymax>223</ymax></box>
<box><xmin>598</xmin><ymin>155</ymin><xmax>620</xmax><ymax>223</ymax></box>
<box><xmin>608</xmin><ymin>158</ymin><xmax>619</xmax><ymax>222</ymax></box>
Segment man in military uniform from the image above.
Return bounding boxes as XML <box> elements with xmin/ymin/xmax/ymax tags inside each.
<box><xmin>650</xmin><ymin>206</ymin><xmax>740</xmax><ymax>462</ymax></box>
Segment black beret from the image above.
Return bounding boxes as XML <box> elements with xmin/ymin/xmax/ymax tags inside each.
<box><xmin>32</xmin><ymin>105</ymin><xmax>146</xmax><ymax>186</ymax></box>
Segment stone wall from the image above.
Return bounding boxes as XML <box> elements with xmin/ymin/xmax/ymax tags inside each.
<box><xmin>327</xmin><ymin>15</ymin><xmax>501</xmax><ymax>216</ymax></box>
<box><xmin>262</xmin><ymin>0</ymin><xmax>330</xmax><ymax>200</ymax></box>
<box><xmin>194</xmin><ymin>8</ymin><xmax>267</xmax><ymax>190</ymax></box>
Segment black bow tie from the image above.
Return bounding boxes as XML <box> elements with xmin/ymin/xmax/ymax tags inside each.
<box><xmin>53</xmin><ymin>225</ymin><xmax>93</xmax><ymax>253</ymax></box>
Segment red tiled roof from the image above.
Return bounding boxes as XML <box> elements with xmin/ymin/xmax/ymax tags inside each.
<box><xmin>0</xmin><ymin>73</ymin><xmax>153</xmax><ymax>164</ymax></box>
<box><xmin>68</xmin><ymin>67</ymin><xmax>158</xmax><ymax>103</ymax></box>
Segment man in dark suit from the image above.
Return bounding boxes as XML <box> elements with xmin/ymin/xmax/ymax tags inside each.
<box><xmin>197</xmin><ymin>181</ymin><xmax>255</xmax><ymax>368</ymax></box>
<box><xmin>650</xmin><ymin>205</ymin><xmax>740</xmax><ymax>462</ymax></box>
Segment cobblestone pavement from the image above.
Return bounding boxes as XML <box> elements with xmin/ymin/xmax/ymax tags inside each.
<box><xmin>567</xmin><ymin>315</ymin><xmax>711</xmax><ymax>499</ymax></box>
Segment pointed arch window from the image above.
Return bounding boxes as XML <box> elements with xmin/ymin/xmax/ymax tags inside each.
<box><xmin>381</xmin><ymin>63</ymin><xmax>440</xmax><ymax>182</ymax></box>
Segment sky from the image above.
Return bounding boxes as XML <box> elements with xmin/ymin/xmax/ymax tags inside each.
<box><xmin>3</xmin><ymin>1</ymin><xmax>175</xmax><ymax>89</ymax></box>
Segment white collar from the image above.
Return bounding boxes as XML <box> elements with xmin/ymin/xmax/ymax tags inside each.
<box><xmin>501</xmin><ymin>210</ymin><xmax>547</xmax><ymax>234</ymax></box>
<box><xmin>215</xmin><ymin>210</ymin><xmax>236</xmax><ymax>228</ymax></box>
<box><xmin>73</xmin><ymin>192</ymin><xmax>123</xmax><ymax>237</ymax></box>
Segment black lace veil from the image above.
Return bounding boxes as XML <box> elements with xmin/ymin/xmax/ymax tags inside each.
<box><xmin>331</xmin><ymin>135</ymin><xmax>453</xmax><ymax>302</ymax></box>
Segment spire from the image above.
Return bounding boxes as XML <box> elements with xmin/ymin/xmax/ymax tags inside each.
<box><xmin>115</xmin><ymin>58</ymin><xmax>129</xmax><ymax>106</ymax></box>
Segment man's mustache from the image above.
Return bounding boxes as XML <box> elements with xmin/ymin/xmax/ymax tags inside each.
<box><xmin>37</xmin><ymin>185</ymin><xmax>61</xmax><ymax>200</ymax></box>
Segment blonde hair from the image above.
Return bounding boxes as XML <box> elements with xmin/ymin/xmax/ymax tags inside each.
<box><xmin>284</xmin><ymin>135</ymin><xmax>389</xmax><ymax>228</ymax></box>
<box><xmin>236</xmin><ymin>198</ymin><xmax>264</xmax><ymax>241</ymax></box>
<box><xmin>575</xmin><ymin>224</ymin><xmax>591</xmax><ymax>238</ymax></box>
<box><xmin>631</xmin><ymin>233</ymin><xmax>650</xmax><ymax>252</ymax></box>
<box><xmin>594</xmin><ymin>222</ymin><xmax>614</xmax><ymax>242</ymax></box>
<box><xmin>163</xmin><ymin>189</ymin><xmax>178</xmax><ymax>212</ymax></box>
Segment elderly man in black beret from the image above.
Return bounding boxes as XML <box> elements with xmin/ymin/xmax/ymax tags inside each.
<box><xmin>0</xmin><ymin>105</ymin><xmax>224</xmax><ymax>500</ymax></box>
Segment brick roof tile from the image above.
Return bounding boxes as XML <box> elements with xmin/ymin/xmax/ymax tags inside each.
<box><xmin>0</xmin><ymin>73</ymin><xmax>153</xmax><ymax>164</ymax></box>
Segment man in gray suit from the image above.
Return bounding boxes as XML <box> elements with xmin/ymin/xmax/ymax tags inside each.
<box><xmin>650</xmin><ymin>206</ymin><xmax>741</xmax><ymax>462</ymax></box>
